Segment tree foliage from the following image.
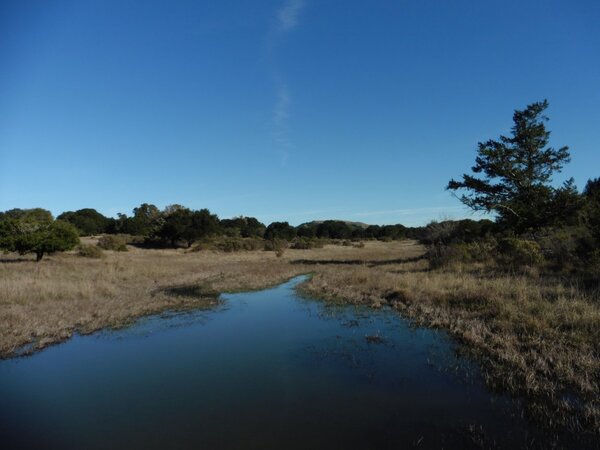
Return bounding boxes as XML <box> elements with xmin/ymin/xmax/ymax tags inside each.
<box><xmin>448</xmin><ymin>100</ymin><xmax>579</xmax><ymax>232</ymax></box>
<box><xmin>0</xmin><ymin>214</ymin><xmax>79</xmax><ymax>261</ymax></box>
<box><xmin>220</xmin><ymin>216</ymin><xmax>265</xmax><ymax>238</ymax></box>
<box><xmin>583</xmin><ymin>177</ymin><xmax>600</xmax><ymax>243</ymax></box>
<box><xmin>57</xmin><ymin>208</ymin><xmax>111</xmax><ymax>236</ymax></box>
<box><xmin>264</xmin><ymin>222</ymin><xmax>296</xmax><ymax>241</ymax></box>
<box><xmin>158</xmin><ymin>207</ymin><xmax>219</xmax><ymax>247</ymax></box>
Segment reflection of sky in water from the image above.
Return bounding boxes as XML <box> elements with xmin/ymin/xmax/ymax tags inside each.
<box><xmin>0</xmin><ymin>276</ymin><xmax>580</xmax><ymax>449</ymax></box>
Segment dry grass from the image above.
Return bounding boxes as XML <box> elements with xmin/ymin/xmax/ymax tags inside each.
<box><xmin>1</xmin><ymin>240</ymin><xmax>599</xmax><ymax>435</ymax></box>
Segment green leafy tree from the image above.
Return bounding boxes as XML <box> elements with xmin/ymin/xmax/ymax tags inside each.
<box><xmin>1</xmin><ymin>208</ymin><xmax>53</xmax><ymax>223</ymax></box>
<box><xmin>131</xmin><ymin>203</ymin><xmax>162</xmax><ymax>236</ymax></box>
<box><xmin>57</xmin><ymin>208</ymin><xmax>110</xmax><ymax>236</ymax></box>
<box><xmin>264</xmin><ymin>221</ymin><xmax>296</xmax><ymax>241</ymax></box>
<box><xmin>182</xmin><ymin>209</ymin><xmax>219</xmax><ymax>247</ymax></box>
<box><xmin>159</xmin><ymin>208</ymin><xmax>192</xmax><ymax>247</ymax></box>
<box><xmin>316</xmin><ymin>221</ymin><xmax>353</xmax><ymax>239</ymax></box>
<box><xmin>0</xmin><ymin>216</ymin><xmax>79</xmax><ymax>261</ymax></box>
<box><xmin>219</xmin><ymin>216</ymin><xmax>265</xmax><ymax>238</ymax></box>
<box><xmin>297</xmin><ymin>223</ymin><xmax>317</xmax><ymax>238</ymax></box>
<box><xmin>448</xmin><ymin>100</ymin><xmax>580</xmax><ymax>232</ymax></box>
<box><xmin>158</xmin><ymin>207</ymin><xmax>219</xmax><ymax>247</ymax></box>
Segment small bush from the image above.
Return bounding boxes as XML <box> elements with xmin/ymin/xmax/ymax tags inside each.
<box><xmin>426</xmin><ymin>240</ymin><xmax>496</xmax><ymax>269</ymax></box>
<box><xmin>218</xmin><ymin>237</ymin><xmax>263</xmax><ymax>252</ymax></box>
<box><xmin>192</xmin><ymin>237</ymin><xmax>263</xmax><ymax>252</ymax></box>
<box><xmin>264</xmin><ymin>238</ymin><xmax>288</xmax><ymax>252</ymax></box>
<box><xmin>497</xmin><ymin>238</ymin><xmax>544</xmax><ymax>268</ymax></box>
<box><xmin>97</xmin><ymin>235</ymin><xmax>128</xmax><ymax>251</ymax></box>
<box><xmin>78</xmin><ymin>244</ymin><xmax>105</xmax><ymax>258</ymax></box>
<box><xmin>290</xmin><ymin>238</ymin><xmax>325</xmax><ymax>250</ymax></box>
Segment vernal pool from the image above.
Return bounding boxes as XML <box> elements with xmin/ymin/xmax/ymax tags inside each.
<box><xmin>0</xmin><ymin>276</ymin><xmax>573</xmax><ymax>449</ymax></box>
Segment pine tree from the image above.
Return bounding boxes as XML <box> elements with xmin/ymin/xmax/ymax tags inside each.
<box><xmin>448</xmin><ymin>100</ymin><xmax>579</xmax><ymax>232</ymax></box>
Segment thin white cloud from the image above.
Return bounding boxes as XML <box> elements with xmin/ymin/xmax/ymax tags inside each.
<box><xmin>271</xmin><ymin>82</ymin><xmax>291</xmax><ymax>162</ymax></box>
<box><xmin>265</xmin><ymin>1</ymin><xmax>307</xmax><ymax>165</ymax></box>
<box><xmin>277</xmin><ymin>0</ymin><xmax>306</xmax><ymax>32</ymax></box>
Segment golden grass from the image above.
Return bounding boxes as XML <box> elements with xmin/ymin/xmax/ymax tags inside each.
<box><xmin>1</xmin><ymin>240</ymin><xmax>598</xmax><ymax>434</ymax></box>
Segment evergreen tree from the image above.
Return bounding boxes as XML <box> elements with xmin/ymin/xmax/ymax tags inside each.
<box><xmin>448</xmin><ymin>100</ymin><xmax>579</xmax><ymax>232</ymax></box>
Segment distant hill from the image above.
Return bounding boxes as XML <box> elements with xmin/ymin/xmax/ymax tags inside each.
<box><xmin>298</xmin><ymin>220</ymin><xmax>370</xmax><ymax>230</ymax></box>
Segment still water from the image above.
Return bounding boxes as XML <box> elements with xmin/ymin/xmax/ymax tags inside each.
<box><xmin>0</xmin><ymin>276</ymin><xmax>570</xmax><ymax>449</ymax></box>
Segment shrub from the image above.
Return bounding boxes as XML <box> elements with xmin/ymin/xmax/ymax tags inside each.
<box><xmin>218</xmin><ymin>237</ymin><xmax>263</xmax><ymax>252</ymax></box>
<box><xmin>426</xmin><ymin>240</ymin><xmax>496</xmax><ymax>269</ymax></box>
<box><xmin>497</xmin><ymin>238</ymin><xmax>544</xmax><ymax>269</ymax></box>
<box><xmin>97</xmin><ymin>235</ymin><xmax>128</xmax><ymax>251</ymax></box>
<box><xmin>290</xmin><ymin>238</ymin><xmax>325</xmax><ymax>250</ymax></box>
<box><xmin>192</xmin><ymin>237</ymin><xmax>263</xmax><ymax>252</ymax></box>
<box><xmin>264</xmin><ymin>238</ymin><xmax>288</xmax><ymax>252</ymax></box>
<box><xmin>78</xmin><ymin>244</ymin><xmax>105</xmax><ymax>258</ymax></box>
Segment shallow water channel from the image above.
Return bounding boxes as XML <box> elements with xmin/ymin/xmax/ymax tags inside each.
<box><xmin>0</xmin><ymin>276</ymin><xmax>570</xmax><ymax>449</ymax></box>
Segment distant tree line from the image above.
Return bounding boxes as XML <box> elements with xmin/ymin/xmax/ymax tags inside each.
<box><xmin>0</xmin><ymin>202</ymin><xmax>440</xmax><ymax>261</ymax></box>
<box><xmin>51</xmin><ymin>206</ymin><xmax>423</xmax><ymax>245</ymax></box>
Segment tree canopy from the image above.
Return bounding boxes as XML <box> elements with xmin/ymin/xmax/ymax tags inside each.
<box><xmin>57</xmin><ymin>208</ymin><xmax>111</xmax><ymax>236</ymax></box>
<box><xmin>157</xmin><ymin>207</ymin><xmax>219</xmax><ymax>247</ymax></box>
<box><xmin>264</xmin><ymin>222</ymin><xmax>296</xmax><ymax>241</ymax></box>
<box><xmin>0</xmin><ymin>214</ymin><xmax>79</xmax><ymax>261</ymax></box>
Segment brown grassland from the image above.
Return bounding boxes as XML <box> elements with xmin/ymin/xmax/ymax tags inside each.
<box><xmin>1</xmin><ymin>240</ymin><xmax>598</xmax><ymax>436</ymax></box>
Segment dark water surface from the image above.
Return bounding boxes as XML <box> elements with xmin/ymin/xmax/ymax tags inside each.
<box><xmin>0</xmin><ymin>276</ymin><xmax>579</xmax><ymax>449</ymax></box>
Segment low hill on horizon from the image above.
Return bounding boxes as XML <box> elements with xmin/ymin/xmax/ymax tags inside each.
<box><xmin>297</xmin><ymin>220</ymin><xmax>371</xmax><ymax>230</ymax></box>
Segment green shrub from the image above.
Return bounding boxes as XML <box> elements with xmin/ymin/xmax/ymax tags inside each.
<box><xmin>290</xmin><ymin>238</ymin><xmax>325</xmax><ymax>250</ymax></box>
<box><xmin>192</xmin><ymin>237</ymin><xmax>264</xmax><ymax>252</ymax></box>
<box><xmin>497</xmin><ymin>238</ymin><xmax>544</xmax><ymax>268</ymax></box>
<box><xmin>264</xmin><ymin>238</ymin><xmax>288</xmax><ymax>252</ymax></box>
<box><xmin>219</xmin><ymin>237</ymin><xmax>263</xmax><ymax>252</ymax></box>
<box><xmin>426</xmin><ymin>240</ymin><xmax>496</xmax><ymax>269</ymax></box>
<box><xmin>97</xmin><ymin>235</ymin><xmax>128</xmax><ymax>251</ymax></box>
<box><xmin>78</xmin><ymin>244</ymin><xmax>105</xmax><ymax>258</ymax></box>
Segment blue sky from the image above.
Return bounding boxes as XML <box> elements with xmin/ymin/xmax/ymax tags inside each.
<box><xmin>1</xmin><ymin>0</ymin><xmax>599</xmax><ymax>226</ymax></box>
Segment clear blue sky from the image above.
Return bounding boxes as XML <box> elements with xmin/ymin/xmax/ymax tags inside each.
<box><xmin>1</xmin><ymin>0</ymin><xmax>599</xmax><ymax>226</ymax></box>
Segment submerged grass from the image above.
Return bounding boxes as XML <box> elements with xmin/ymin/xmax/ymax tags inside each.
<box><xmin>1</xmin><ymin>240</ymin><xmax>598</xmax><ymax>436</ymax></box>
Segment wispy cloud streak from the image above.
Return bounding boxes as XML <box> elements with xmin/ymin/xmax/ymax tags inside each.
<box><xmin>265</xmin><ymin>0</ymin><xmax>307</xmax><ymax>165</ymax></box>
<box><xmin>272</xmin><ymin>83</ymin><xmax>291</xmax><ymax>157</ymax></box>
<box><xmin>277</xmin><ymin>0</ymin><xmax>305</xmax><ymax>32</ymax></box>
